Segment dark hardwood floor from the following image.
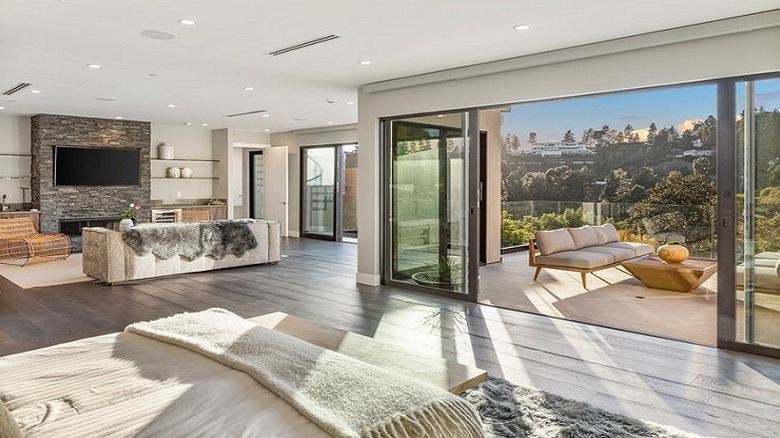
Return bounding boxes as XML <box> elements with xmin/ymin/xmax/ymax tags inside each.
<box><xmin>1</xmin><ymin>238</ymin><xmax>779</xmax><ymax>437</ymax></box>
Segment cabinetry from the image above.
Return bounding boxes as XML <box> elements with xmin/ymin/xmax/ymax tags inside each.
<box><xmin>151</xmin><ymin>205</ymin><xmax>228</xmax><ymax>223</ymax></box>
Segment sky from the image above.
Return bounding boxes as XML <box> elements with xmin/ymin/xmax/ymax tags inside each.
<box><xmin>502</xmin><ymin>78</ymin><xmax>780</xmax><ymax>145</ymax></box>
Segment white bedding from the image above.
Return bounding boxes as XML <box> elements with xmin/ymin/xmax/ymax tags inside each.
<box><xmin>0</xmin><ymin>331</ymin><xmax>329</xmax><ymax>437</ymax></box>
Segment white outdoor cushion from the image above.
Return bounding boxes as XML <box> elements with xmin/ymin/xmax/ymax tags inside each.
<box><xmin>594</xmin><ymin>223</ymin><xmax>620</xmax><ymax>243</ymax></box>
<box><xmin>593</xmin><ymin>227</ymin><xmax>609</xmax><ymax>245</ymax></box>
<box><xmin>775</xmin><ymin>258</ymin><xmax>780</xmax><ymax>276</ymax></box>
<box><xmin>582</xmin><ymin>246</ymin><xmax>636</xmax><ymax>262</ymax></box>
<box><xmin>736</xmin><ymin>264</ymin><xmax>780</xmax><ymax>293</ymax></box>
<box><xmin>755</xmin><ymin>251</ymin><xmax>780</xmax><ymax>260</ymax></box>
<box><xmin>603</xmin><ymin>241</ymin><xmax>654</xmax><ymax>257</ymax></box>
<box><xmin>535</xmin><ymin>228</ymin><xmax>576</xmax><ymax>256</ymax></box>
<box><xmin>535</xmin><ymin>250</ymin><xmax>614</xmax><ymax>269</ymax></box>
<box><xmin>567</xmin><ymin>226</ymin><xmax>599</xmax><ymax>249</ymax></box>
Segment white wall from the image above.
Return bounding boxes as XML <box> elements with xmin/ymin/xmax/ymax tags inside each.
<box><xmin>0</xmin><ymin>115</ymin><xmax>32</xmax><ymax>205</ymax></box>
<box><xmin>356</xmin><ymin>15</ymin><xmax>780</xmax><ymax>285</ymax></box>
<box><xmin>271</xmin><ymin>125</ymin><xmax>358</xmax><ymax>237</ymax></box>
<box><xmin>150</xmin><ymin>124</ymin><xmax>215</xmax><ymax>202</ymax></box>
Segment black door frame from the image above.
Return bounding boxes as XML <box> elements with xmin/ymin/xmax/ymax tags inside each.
<box><xmin>248</xmin><ymin>150</ymin><xmax>263</xmax><ymax>219</ymax></box>
<box><xmin>300</xmin><ymin>144</ymin><xmax>346</xmax><ymax>242</ymax></box>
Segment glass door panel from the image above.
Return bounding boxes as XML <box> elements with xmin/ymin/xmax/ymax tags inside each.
<box><xmin>249</xmin><ymin>151</ymin><xmax>264</xmax><ymax>219</ymax></box>
<box><xmin>736</xmin><ymin>77</ymin><xmax>780</xmax><ymax>349</ymax></box>
<box><xmin>387</xmin><ymin>113</ymin><xmax>469</xmax><ymax>294</ymax></box>
<box><xmin>341</xmin><ymin>145</ymin><xmax>358</xmax><ymax>241</ymax></box>
<box><xmin>302</xmin><ymin>147</ymin><xmax>337</xmax><ymax>239</ymax></box>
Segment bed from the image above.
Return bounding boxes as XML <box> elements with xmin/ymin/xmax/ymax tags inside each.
<box><xmin>0</xmin><ymin>309</ymin><xmax>486</xmax><ymax>437</ymax></box>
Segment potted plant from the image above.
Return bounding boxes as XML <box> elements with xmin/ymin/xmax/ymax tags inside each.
<box><xmin>119</xmin><ymin>203</ymin><xmax>141</xmax><ymax>232</ymax></box>
<box><xmin>657</xmin><ymin>240</ymin><xmax>689</xmax><ymax>264</ymax></box>
<box><xmin>411</xmin><ymin>256</ymin><xmax>461</xmax><ymax>290</ymax></box>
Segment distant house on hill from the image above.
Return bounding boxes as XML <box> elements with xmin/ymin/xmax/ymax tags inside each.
<box><xmin>528</xmin><ymin>141</ymin><xmax>593</xmax><ymax>156</ymax></box>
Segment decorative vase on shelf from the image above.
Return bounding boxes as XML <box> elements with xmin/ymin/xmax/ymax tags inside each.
<box><xmin>657</xmin><ymin>241</ymin><xmax>689</xmax><ymax>264</ymax></box>
<box><xmin>119</xmin><ymin>218</ymin><xmax>134</xmax><ymax>232</ymax></box>
<box><xmin>167</xmin><ymin>167</ymin><xmax>181</xmax><ymax>178</ymax></box>
<box><xmin>158</xmin><ymin>143</ymin><xmax>175</xmax><ymax>160</ymax></box>
<box><xmin>180</xmin><ymin>167</ymin><xmax>193</xmax><ymax>178</ymax></box>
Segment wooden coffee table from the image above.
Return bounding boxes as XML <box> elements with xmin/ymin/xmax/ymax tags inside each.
<box><xmin>621</xmin><ymin>256</ymin><xmax>717</xmax><ymax>292</ymax></box>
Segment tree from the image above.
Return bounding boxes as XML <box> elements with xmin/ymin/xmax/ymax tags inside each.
<box><xmin>528</xmin><ymin>131</ymin><xmax>537</xmax><ymax>144</ymax></box>
<box><xmin>646</xmin><ymin>123</ymin><xmax>657</xmax><ymax>143</ymax></box>
<box><xmin>563</xmin><ymin>130</ymin><xmax>575</xmax><ymax>143</ymax></box>
<box><xmin>692</xmin><ymin>156</ymin><xmax>713</xmax><ymax>176</ymax></box>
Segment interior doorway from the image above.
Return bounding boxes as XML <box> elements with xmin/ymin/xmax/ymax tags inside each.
<box><xmin>300</xmin><ymin>144</ymin><xmax>358</xmax><ymax>242</ymax></box>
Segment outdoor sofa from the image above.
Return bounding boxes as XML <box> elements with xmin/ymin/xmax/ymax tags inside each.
<box><xmin>529</xmin><ymin>223</ymin><xmax>654</xmax><ymax>288</ymax></box>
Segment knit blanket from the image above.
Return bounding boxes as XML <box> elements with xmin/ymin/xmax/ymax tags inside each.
<box><xmin>126</xmin><ymin>309</ymin><xmax>484</xmax><ymax>438</ymax></box>
<box><xmin>122</xmin><ymin>220</ymin><xmax>257</xmax><ymax>261</ymax></box>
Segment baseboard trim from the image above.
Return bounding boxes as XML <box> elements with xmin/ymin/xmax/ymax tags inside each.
<box><xmin>356</xmin><ymin>272</ymin><xmax>381</xmax><ymax>286</ymax></box>
<box><xmin>288</xmin><ymin>231</ymin><xmax>300</xmax><ymax>238</ymax></box>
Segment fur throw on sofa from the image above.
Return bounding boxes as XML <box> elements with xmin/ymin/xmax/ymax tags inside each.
<box><xmin>123</xmin><ymin>220</ymin><xmax>258</xmax><ymax>261</ymax></box>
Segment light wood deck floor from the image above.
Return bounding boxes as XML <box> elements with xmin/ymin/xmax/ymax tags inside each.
<box><xmin>1</xmin><ymin>238</ymin><xmax>779</xmax><ymax>437</ymax></box>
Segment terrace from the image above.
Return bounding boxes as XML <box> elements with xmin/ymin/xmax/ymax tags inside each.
<box><xmin>478</xmin><ymin>200</ymin><xmax>780</xmax><ymax>346</ymax></box>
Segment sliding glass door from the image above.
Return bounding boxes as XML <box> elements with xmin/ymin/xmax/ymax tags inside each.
<box><xmin>735</xmin><ymin>77</ymin><xmax>780</xmax><ymax>350</ymax></box>
<box><xmin>384</xmin><ymin>112</ymin><xmax>477</xmax><ymax>296</ymax></box>
<box><xmin>301</xmin><ymin>144</ymin><xmax>358</xmax><ymax>241</ymax></box>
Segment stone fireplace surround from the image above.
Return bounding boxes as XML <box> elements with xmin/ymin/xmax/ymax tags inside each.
<box><xmin>31</xmin><ymin>114</ymin><xmax>151</xmax><ymax>240</ymax></box>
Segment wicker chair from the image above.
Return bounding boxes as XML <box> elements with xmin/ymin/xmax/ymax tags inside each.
<box><xmin>0</xmin><ymin>217</ymin><xmax>72</xmax><ymax>266</ymax></box>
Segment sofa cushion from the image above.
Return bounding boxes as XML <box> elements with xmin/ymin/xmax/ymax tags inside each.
<box><xmin>603</xmin><ymin>241</ymin><xmax>654</xmax><ymax>257</ymax></box>
<box><xmin>594</xmin><ymin>223</ymin><xmax>620</xmax><ymax>243</ymax></box>
<box><xmin>535</xmin><ymin>250</ymin><xmax>614</xmax><ymax>270</ymax></box>
<box><xmin>535</xmin><ymin>229</ymin><xmax>576</xmax><ymax>256</ymax></box>
<box><xmin>0</xmin><ymin>402</ymin><xmax>22</xmax><ymax>438</ymax></box>
<box><xmin>755</xmin><ymin>251</ymin><xmax>780</xmax><ymax>260</ymax></box>
<box><xmin>567</xmin><ymin>226</ymin><xmax>599</xmax><ymax>249</ymax></box>
<box><xmin>582</xmin><ymin>246</ymin><xmax>636</xmax><ymax>263</ymax></box>
<box><xmin>592</xmin><ymin>227</ymin><xmax>609</xmax><ymax>245</ymax></box>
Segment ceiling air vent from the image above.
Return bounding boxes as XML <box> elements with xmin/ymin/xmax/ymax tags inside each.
<box><xmin>3</xmin><ymin>82</ymin><xmax>32</xmax><ymax>96</ymax></box>
<box><xmin>226</xmin><ymin>109</ymin><xmax>267</xmax><ymax>118</ymax></box>
<box><xmin>268</xmin><ymin>34</ymin><xmax>340</xmax><ymax>56</ymax></box>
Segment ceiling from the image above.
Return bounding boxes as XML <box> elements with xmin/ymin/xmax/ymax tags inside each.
<box><xmin>1</xmin><ymin>1</ymin><xmax>778</xmax><ymax>133</ymax></box>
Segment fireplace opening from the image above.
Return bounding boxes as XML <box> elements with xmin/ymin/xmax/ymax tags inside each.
<box><xmin>59</xmin><ymin>217</ymin><xmax>121</xmax><ymax>252</ymax></box>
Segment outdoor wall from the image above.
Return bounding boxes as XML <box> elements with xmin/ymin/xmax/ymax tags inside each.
<box><xmin>356</xmin><ymin>12</ymin><xmax>780</xmax><ymax>285</ymax></box>
<box><xmin>271</xmin><ymin>125</ymin><xmax>358</xmax><ymax>237</ymax></box>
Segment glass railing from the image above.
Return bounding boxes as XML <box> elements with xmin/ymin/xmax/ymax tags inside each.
<box><xmin>501</xmin><ymin>200</ymin><xmax>718</xmax><ymax>259</ymax></box>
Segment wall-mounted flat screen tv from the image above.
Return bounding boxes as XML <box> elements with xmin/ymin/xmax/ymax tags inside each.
<box><xmin>54</xmin><ymin>146</ymin><xmax>141</xmax><ymax>186</ymax></box>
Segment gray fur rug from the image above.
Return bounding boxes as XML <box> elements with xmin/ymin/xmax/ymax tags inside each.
<box><xmin>462</xmin><ymin>377</ymin><xmax>706</xmax><ymax>438</ymax></box>
<box><xmin>123</xmin><ymin>221</ymin><xmax>257</xmax><ymax>261</ymax></box>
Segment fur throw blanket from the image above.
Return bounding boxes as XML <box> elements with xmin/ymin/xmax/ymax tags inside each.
<box><xmin>122</xmin><ymin>220</ymin><xmax>258</xmax><ymax>260</ymax></box>
<box><xmin>126</xmin><ymin>309</ymin><xmax>484</xmax><ymax>438</ymax></box>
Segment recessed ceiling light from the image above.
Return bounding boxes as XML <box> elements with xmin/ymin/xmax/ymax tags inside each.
<box><xmin>115</xmin><ymin>116</ymin><xmax>123</xmax><ymax>120</ymax></box>
<box><xmin>168</xmin><ymin>104</ymin><xmax>176</xmax><ymax>108</ymax></box>
<box><xmin>264</xmin><ymin>129</ymin><xmax>271</xmax><ymax>132</ymax></box>
<box><xmin>183</xmin><ymin>122</ymin><xmax>192</xmax><ymax>126</ymax></box>
<box><xmin>358</xmin><ymin>60</ymin><xmax>371</xmax><ymax>65</ymax></box>
<box><xmin>346</xmin><ymin>101</ymin><xmax>355</xmax><ymax>105</ymax></box>
<box><xmin>325</xmin><ymin>99</ymin><xmax>335</xmax><ymax>104</ymax></box>
<box><xmin>0</xmin><ymin>107</ymin><xmax>5</xmax><ymax>110</ymax></box>
<box><xmin>141</xmin><ymin>30</ymin><xmax>176</xmax><ymax>40</ymax></box>
<box><xmin>513</xmin><ymin>24</ymin><xmax>530</xmax><ymax>31</ymax></box>
<box><xmin>327</xmin><ymin>121</ymin><xmax>334</xmax><ymax>125</ymax></box>
<box><xmin>261</xmin><ymin>113</ymin><xmax>269</xmax><ymax>118</ymax></box>
<box><xmin>30</xmin><ymin>89</ymin><xmax>41</xmax><ymax>94</ymax></box>
<box><xmin>86</xmin><ymin>64</ymin><xmax>101</xmax><ymax>69</ymax></box>
<box><xmin>201</xmin><ymin>123</ymin><xmax>209</xmax><ymax>127</ymax></box>
<box><xmin>178</xmin><ymin>18</ymin><xmax>196</xmax><ymax>25</ymax></box>
<box><xmin>244</xmin><ymin>86</ymin><xmax>254</xmax><ymax>91</ymax></box>
<box><xmin>436</xmin><ymin>114</ymin><xmax>444</xmax><ymax>118</ymax></box>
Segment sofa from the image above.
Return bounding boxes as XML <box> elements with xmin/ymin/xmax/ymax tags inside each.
<box><xmin>736</xmin><ymin>252</ymin><xmax>780</xmax><ymax>294</ymax></box>
<box><xmin>82</xmin><ymin>219</ymin><xmax>280</xmax><ymax>284</ymax></box>
<box><xmin>529</xmin><ymin>223</ymin><xmax>654</xmax><ymax>288</ymax></box>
